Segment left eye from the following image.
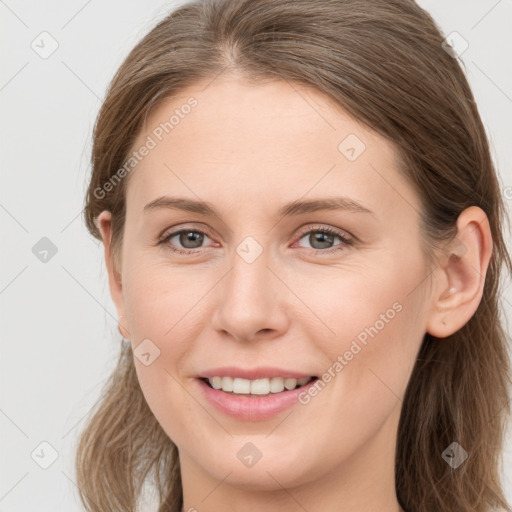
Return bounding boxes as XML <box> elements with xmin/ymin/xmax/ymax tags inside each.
<box><xmin>295</xmin><ymin>228</ymin><xmax>352</xmax><ymax>252</ymax></box>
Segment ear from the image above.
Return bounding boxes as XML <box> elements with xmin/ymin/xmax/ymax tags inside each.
<box><xmin>96</xmin><ymin>210</ymin><xmax>131</xmax><ymax>340</ymax></box>
<box><xmin>426</xmin><ymin>206</ymin><xmax>493</xmax><ymax>338</ymax></box>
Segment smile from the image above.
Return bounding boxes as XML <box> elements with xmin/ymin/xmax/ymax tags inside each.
<box><xmin>204</xmin><ymin>376</ymin><xmax>315</xmax><ymax>395</ymax></box>
<box><xmin>197</xmin><ymin>376</ymin><xmax>319</xmax><ymax>421</ymax></box>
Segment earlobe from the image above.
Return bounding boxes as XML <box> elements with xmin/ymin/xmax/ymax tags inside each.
<box><xmin>96</xmin><ymin>210</ymin><xmax>131</xmax><ymax>340</ymax></box>
<box><xmin>426</xmin><ymin>206</ymin><xmax>493</xmax><ymax>339</ymax></box>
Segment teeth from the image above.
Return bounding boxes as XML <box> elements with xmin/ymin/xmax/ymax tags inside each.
<box><xmin>270</xmin><ymin>377</ymin><xmax>285</xmax><ymax>393</ymax></box>
<box><xmin>210</xmin><ymin>376</ymin><xmax>222</xmax><ymax>389</ymax></box>
<box><xmin>221</xmin><ymin>376</ymin><xmax>233</xmax><ymax>392</ymax></box>
<box><xmin>233</xmin><ymin>377</ymin><xmax>251</xmax><ymax>394</ymax></box>
<box><xmin>251</xmin><ymin>378</ymin><xmax>271</xmax><ymax>395</ymax></box>
<box><xmin>206</xmin><ymin>376</ymin><xmax>313</xmax><ymax>395</ymax></box>
<box><xmin>284</xmin><ymin>378</ymin><xmax>297</xmax><ymax>390</ymax></box>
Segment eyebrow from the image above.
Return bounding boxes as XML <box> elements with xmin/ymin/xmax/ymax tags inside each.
<box><xmin>143</xmin><ymin>195</ymin><xmax>375</xmax><ymax>218</ymax></box>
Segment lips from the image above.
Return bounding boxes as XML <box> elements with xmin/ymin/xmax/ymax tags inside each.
<box><xmin>196</xmin><ymin>376</ymin><xmax>319</xmax><ymax>421</ymax></box>
<box><xmin>194</xmin><ymin>366</ymin><xmax>320</xmax><ymax>420</ymax></box>
<box><xmin>198</xmin><ymin>366</ymin><xmax>317</xmax><ymax>380</ymax></box>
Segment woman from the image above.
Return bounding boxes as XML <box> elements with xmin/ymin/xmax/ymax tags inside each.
<box><xmin>76</xmin><ymin>1</ymin><xmax>512</xmax><ymax>511</ymax></box>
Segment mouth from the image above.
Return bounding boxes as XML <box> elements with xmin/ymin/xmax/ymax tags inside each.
<box><xmin>199</xmin><ymin>375</ymin><xmax>319</xmax><ymax>396</ymax></box>
<box><xmin>196</xmin><ymin>375</ymin><xmax>320</xmax><ymax>421</ymax></box>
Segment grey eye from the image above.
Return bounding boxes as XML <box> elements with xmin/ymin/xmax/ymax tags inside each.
<box><xmin>297</xmin><ymin>229</ymin><xmax>347</xmax><ymax>251</ymax></box>
<box><xmin>176</xmin><ymin>231</ymin><xmax>206</xmax><ymax>249</ymax></box>
<box><xmin>304</xmin><ymin>232</ymin><xmax>335</xmax><ymax>249</ymax></box>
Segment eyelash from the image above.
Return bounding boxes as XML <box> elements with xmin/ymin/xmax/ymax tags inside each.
<box><xmin>157</xmin><ymin>224</ymin><xmax>354</xmax><ymax>256</ymax></box>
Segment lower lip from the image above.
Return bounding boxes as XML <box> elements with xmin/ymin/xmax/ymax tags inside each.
<box><xmin>196</xmin><ymin>378</ymin><xmax>317</xmax><ymax>421</ymax></box>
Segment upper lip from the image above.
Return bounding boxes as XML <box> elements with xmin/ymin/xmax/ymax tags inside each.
<box><xmin>198</xmin><ymin>366</ymin><xmax>317</xmax><ymax>380</ymax></box>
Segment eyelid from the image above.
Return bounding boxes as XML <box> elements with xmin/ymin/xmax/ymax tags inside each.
<box><xmin>158</xmin><ymin>222</ymin><xmax>215</xmax><ymax>241</ymax></box>
<box><xmin>294</xmin><ymin>223</ymin><xmax>353</xmax><ymax>241</ymax></box>
<box><xmin>159</xmin><ymin>223</ymin><xmax>353</xmax><ymax>241</ymax></box>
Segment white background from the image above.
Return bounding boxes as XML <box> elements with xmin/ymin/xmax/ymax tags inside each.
<box><xmin>1</xmin><ymin>0</ymin><xmax>511</xmax><ymax>510</ymax></box>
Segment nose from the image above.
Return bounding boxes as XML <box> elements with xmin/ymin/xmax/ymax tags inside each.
<box><xmin>211</xmin><ymin>246</ymin><xmax>290</xmax><ymax>343</ymax></box>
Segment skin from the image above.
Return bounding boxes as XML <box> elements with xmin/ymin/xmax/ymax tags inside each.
<box><xmin>97</xmin><ymin>74</ymin><xmax>492</xmax><ymax>512</ymax></box>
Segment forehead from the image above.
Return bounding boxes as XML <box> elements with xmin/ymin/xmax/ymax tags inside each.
<box><xmin>125</xmin><ymin>76</ymin><xmax>420</xmax><ymax>222</ymax></box>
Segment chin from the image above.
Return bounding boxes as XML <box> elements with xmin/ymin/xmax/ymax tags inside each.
<box><xmin>190</xmin><ymin>439</ymin><xmax>323</xmax><ymax>492</ymax></box>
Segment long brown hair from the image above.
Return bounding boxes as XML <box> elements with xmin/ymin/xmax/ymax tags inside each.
<box><xmin>77</xmin><ymin>1</ymin><xmax>512</xmax><ymax>511</ymax></box>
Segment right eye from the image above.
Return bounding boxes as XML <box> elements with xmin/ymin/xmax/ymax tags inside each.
<box><xmin>159</xmin><ymin>227</ymin><xmax>215</xmax><ymax>254</ymax></box>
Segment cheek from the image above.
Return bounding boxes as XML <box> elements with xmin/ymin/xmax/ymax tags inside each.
<box><xmin>132</xmin><ymin>358</ymin><xmax>197</xmax><ymax>450</ymax></box>
<box><xmin>122</xmin><ymin>255</ymin><xmax>206</xmax><ymax>339</ymax></box>
<box><xmin>303</xmin><ymin>253</ymin><xmax>427</xmax><ymax>396</ymax></box>
<box><xmin>123</xmin><ymin>263</ymin><xmax>199</xmax><ymax>437</ymax></box>
<box><xmin>122</xmin><ymin>258</ymin><xmax>209</xmax><ymax>411</ymax></box>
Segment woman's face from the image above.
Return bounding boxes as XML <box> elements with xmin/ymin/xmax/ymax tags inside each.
<box><xmin>99</xmin><ymin>76</ymin><xmax>436</xmax><ymax>496</ymax></box>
